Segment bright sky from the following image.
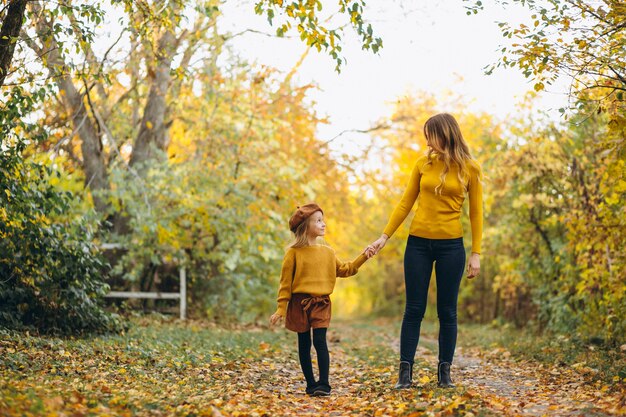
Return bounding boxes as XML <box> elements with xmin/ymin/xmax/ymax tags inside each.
<box><xmin>217</xmin><ymin>0</ymin><xmax>571</xmax><ymax>157</ymax></box>
<box><xmin>91</xmin><ymin>0</ymin><xmax>571</xmax><ymax>159</ymax></box>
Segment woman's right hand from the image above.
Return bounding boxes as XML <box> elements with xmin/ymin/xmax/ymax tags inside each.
<box><xmin>269</xmin><ymin>313</ymin><xmax>283</xmax><ymax>326</ymax></box>
<box><xmin>366</xmin><ymin>234</ymin><xmax>389</xmax><ymax>258</ymax></box>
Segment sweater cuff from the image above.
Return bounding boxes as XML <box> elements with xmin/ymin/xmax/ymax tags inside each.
<box><xmin>276</xmin><ymin>301</ymin><xmax>289</xmax><ymax>317</ymax></box>
<box><xmin>382</xmin><ymin>227</ymin><xmax>395</xmax><ymax>239</ymax></box>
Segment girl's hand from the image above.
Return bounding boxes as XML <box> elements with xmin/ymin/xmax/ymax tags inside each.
<box><xmin>366</xmin><ymin>234</ymin><xmax>389</xmax><ymax>258</ymax></box>
<box><xmin>269</xmin><ymin>313</ymin><xmax>283</xmax><ymax>326</ymax></box>
<box><xmin>467</xmin><ymin>253</ymin><xmax>480</xmax><ymax>279</ymax></box>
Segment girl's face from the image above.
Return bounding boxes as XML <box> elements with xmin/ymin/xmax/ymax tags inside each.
<box><xmin>307</xmin><ymin>211</ymin><xmax>326</xmax><ymax>238</ymax></box>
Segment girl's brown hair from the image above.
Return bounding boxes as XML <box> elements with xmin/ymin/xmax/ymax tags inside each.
<box><xmin>423</xmin><ymin>113</ymin><xmax>478</xmax><ymax>195</ymax></box>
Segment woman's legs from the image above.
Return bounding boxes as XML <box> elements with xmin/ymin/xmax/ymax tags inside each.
<box><xmin>400</xmin><ymin>236</ymin><xmax>435</xmax><ymax>364</ymax></box>
<box><xmin>433</xmin><ymin>238</ymin><xmax>466</xmax><ymax>364</ymax></box>
<box><xmin>312</xmin><ymin>328</ymin><xmax>329</xmax><ymax>387</ymax></box>
<box><xmin>297</xmin><ymin>330</ymin><xmax>316</xmax><ymax>387</ymax></box>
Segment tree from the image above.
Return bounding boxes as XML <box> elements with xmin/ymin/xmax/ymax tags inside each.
<box><xmin>0</xmin><ymin>83</ymin><xmax>120</xmax><ymax>335</ymax></box>
<box><xmin>18</xmin><ymin>0</ymin><xmax>382</xmax><ymax>223</ymax></box>
<box><xmin>255</xmin><ymin>0</ymin><xmax>383</xmax><ymax>71</ymax></box>
<box><xmin>466</xmin><ymin>0</ymin><xmax>626</xmax><ymax>100</ymax></box>
<box><xmin>0</xmin><ymin>0</ymin><xmax>27</xmax><ymax>87</ymax></box>
<box><xmin>466</xmin><ymin>0</ymin><xmax>626</xmax><ymax>345</ymax></box>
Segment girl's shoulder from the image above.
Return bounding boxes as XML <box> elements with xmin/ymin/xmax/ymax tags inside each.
<box><xmin>285</xmin><ymin>244</ymin><xmax>334</xmax><ymax>253</ymax></box>
<box><xmin>318</xmin><ymin>244</ymin><xmax>336</xmax><ymax>254</ymax></box>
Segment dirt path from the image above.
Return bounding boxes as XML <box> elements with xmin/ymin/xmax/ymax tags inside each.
<box><xmin>208</xmin><ymin>323</ymin><xmax>624</xmax><ymax>417</ymax></box>
<box><xmin>388</xmin><ymin>335</ymin><xmax>624</xmax><ymax>417</ymax></box>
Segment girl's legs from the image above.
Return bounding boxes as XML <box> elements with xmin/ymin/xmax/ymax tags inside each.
<box><xmin>400</xmin><ymin>236</ymin><xmax>435</xmax><ymax>364</ymax></box>
<box><xmin>312</xmin><ymin>328</ymin><xmax>329</xmax><ymax>387</ymax></box>
<box><xmin>433</xmin><ymin>238</ymin><xmax>466</xmax><ymax>364</ymax></box>
<box><xmin>297</xmin><ymin>330</ymin><xmax>316</xmax><ymax>387</ymax></box>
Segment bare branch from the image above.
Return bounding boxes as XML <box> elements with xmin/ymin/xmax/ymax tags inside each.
<box><xmin>324</xmin><ymin>122</ymin><xmax>392</xmax><ymax>144</ymax></box>
<box><xmin>222</xmin><ymin>28</ymin><xmax>296</xmax><ymax>42</ymax></box>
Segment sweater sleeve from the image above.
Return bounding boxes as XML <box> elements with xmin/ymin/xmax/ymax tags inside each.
<box><xmin>468</xmin><ymin>163</ymin><xmax>484</xmax><ymax>254</ymax></box>
<box><xmin>383</xmin><ymin>158</ymin><xmax>422</xmax><ymax>238</ymax></box>
<box><xmin>276</xmin><ymin>249</ymin><xmax>296</xmax><ymax>316</ymax></box>
<box><xmin>336</xmin><ymin>253</ymin><xmax>368</xmax><ymax>278</ymax></box>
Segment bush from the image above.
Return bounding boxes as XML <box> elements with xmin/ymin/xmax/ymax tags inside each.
<box><xmin>0</xmin><ymin>85</ymin><xmax>121</xmax><ymax>335</ymax></box>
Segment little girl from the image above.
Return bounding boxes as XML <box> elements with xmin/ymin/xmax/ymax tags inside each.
<box><xmin>269</xmin><ymin>203</ymin><xmax>368</xmax><ymax>396</ymax></box>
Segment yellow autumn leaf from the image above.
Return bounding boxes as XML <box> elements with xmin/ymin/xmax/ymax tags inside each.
<box><xmin>606</xmin><ymin>193</ymin><xmax>620</xmax><ymax>205</ymax></box>
<box><xmin>418</xmin><ymin>374</ymin><xmax>430</xmax><ymax>384</ymax></box>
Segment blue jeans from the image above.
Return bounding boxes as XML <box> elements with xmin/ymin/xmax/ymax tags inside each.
<box><xmin>400</xmin><ymin>235</ymin><xmax>466</xmax><ymax>364</ymax></box>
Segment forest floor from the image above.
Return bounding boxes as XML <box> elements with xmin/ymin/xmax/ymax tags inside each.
<box><xmin>1</xmin><ymin>315</ymin><xmax>625</xmax><ymax>417</ymax></box>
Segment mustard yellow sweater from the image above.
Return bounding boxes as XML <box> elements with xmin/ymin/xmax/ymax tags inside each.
<box><xmin>383</xmin><ymin>154</ymin><xmax>484</xmax><ymax>253</ymax></box>
<box><xmin>275</xmin><ymin>245</ymin><xmax>367</xmax><ymax>316</ymax></box>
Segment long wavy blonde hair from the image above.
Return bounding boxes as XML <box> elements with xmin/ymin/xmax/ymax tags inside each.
<box><xmin>423</xmin><ymin>113</ymin><xmax>476</xmax><ymax>195</ymax></box>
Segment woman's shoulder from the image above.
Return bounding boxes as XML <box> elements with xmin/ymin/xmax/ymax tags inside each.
<box><xmin>414</xmin><ymin>154</ymin><xmax>431</xmax><ymax>170</ymax></box>
<box><xmin>466</xmin><ymin>158</ymin><xmax>483</xmax><ymax>174</ymax></box>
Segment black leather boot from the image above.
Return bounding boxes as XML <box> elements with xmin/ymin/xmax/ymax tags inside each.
<box><xmin>312</xmin><ymin>382</ymin><xmax>331</xmax><ymax>396</ymax></box>
<box><xmin>305</xmin><ymin>381</ymin><xmax>318</xmax><ymax>395</ymax></box>
<box><xmin>437</xmin><ymin>362</ymin><xmax>455</xmax><ymax>388</ymax></box>
<box><xmin>394</xmin><ymin>361</ymin><xmax>412</xmax><ymax>389</ymax></box>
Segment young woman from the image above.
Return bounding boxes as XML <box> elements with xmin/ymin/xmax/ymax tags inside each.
<box><xmin>270</xmin><ymin>203</ymin><xmax>369</xmax><ymax>396</ymax></box>
<box><xmin>366</xmin><ymin>113</ymin><xmax>483</xmax><ymax>389</ymax></box>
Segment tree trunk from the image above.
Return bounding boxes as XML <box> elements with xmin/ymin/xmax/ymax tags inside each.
<box><xmin>59</xmin><ymin>76</ymin><xmax>110</xmax><ymax>214</ymax></box>
<box><xmin>0</xmin><ymin>0</ymin><xmax>27</xmax><ymax>87</ymax></box>
<box><xmin>112</xmin><ymin>16</ymin><xmax>180</xmax><ymax>235</ymax></box>
<box><xmin>129</xmin><ymin>29</ymin><xmax>177</xmax><ymax>169</ymax></box>
<box><xmin>23</xmin><ymin>3</ymin><xmax>110</xmax><ymax>214</ymax></box>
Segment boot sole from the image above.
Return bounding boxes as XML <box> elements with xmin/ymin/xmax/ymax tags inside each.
<box><xmin>311</xmin><ymin>390</ymin><xmax>331</xmax><ymax>396</ymax></box>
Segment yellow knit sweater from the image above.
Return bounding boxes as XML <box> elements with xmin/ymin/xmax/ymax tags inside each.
<box><xmin>383</xmin><ymin>154</ymin><xmax>484</xmax><ymax>253</ymax></box>
<box><xmin>275</xmin><ymin>245</ymin><xmax>368</xmax><ymax>316</ymax></box>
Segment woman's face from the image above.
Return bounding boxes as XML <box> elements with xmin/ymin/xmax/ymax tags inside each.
<box><xmin>426</xmin><ymin>133</ymin><xmax>441</xmax><ymax>152</ymax></box>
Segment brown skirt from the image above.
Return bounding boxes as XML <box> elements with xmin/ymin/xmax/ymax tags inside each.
<box><xmin>285</xmin><ymin>293</ymin><xmax>332</xmax><ymax>333</ymax></box>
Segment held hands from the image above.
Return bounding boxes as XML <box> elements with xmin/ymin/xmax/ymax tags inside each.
<box><xmin>365</xmin><ymin>234</ymin><xmax>389</xmax><ymax>259</ymax></box>
<box><xmin>467</xmin><ymin>252</ymin><xmax>480</xmax><ymax>279</ymax></box>
<box><xmin>269</xmin><ymin>312</ymin><xmax>283</xmax><ymax>326</ymax></box>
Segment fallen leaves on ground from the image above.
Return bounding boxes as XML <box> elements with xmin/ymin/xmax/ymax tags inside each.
<box><xmin>1</xmin><ymin>317</ymin><xmax>624</xmax><ymax>416</ymax></box>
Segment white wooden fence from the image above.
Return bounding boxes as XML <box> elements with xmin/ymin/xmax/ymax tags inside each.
<box><xmin>101</xmin><ymin>244</ymin><xmax>187</xmax><ymax>319</ymax></box>
<box><xmin>104</xmin><ymin>268</ymin><xmax>187</xmax><ymax>319</ymax></box>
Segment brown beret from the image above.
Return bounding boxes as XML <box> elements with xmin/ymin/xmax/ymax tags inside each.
<box><xmin>289</xmin><ymin>203</ymin><xmax>323</xmax><ymax>233</ymax></box>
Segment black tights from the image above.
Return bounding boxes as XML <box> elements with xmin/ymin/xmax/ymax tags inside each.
<box><xmin>297</xmin><ymin>328</ymin><xmax>329</xmax><ymax>386</ymax></box>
